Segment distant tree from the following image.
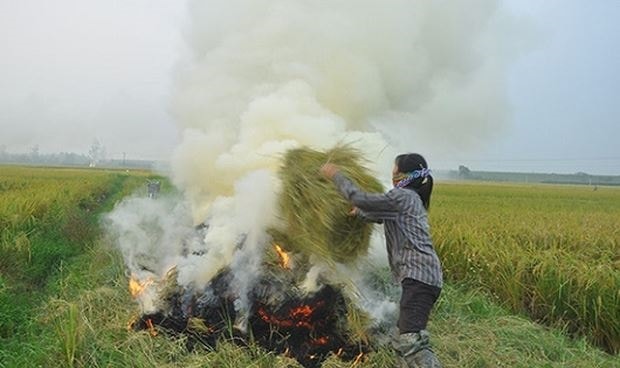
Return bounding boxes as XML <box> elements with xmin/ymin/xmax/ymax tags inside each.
<box><xmin>458</xmin><ymin>165</ymin><xmax>472</xmax><ymax>179</ymax></box>
<box><xmin>30</xmin><ymin>145</ymin><xmax>40</xmax><ymax>162</ymax></box>
<box><xmin>575</xmin><ymin>172</ymin><xmax>591</xmax><ymax>184</ymax></box>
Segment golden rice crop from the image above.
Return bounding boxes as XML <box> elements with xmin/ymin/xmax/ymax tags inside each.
<box><xmin>0</xmin><ymin>166</ymin><xmax>150</xmax><ymax>273</ymax></box>
<box><xmin>431</xmin><ymin>182</ymin><xmax>620</xmax><ymax>354</ymax></box>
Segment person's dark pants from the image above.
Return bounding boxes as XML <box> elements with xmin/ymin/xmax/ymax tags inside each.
<box><xmin>398</xmin><ymin>278</ymin><xmax>442</xmax><ymax>334</ymax></box>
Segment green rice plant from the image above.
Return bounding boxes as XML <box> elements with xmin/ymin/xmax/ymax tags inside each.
<box><xmin>52</xmin><ymin>301</ymin><xmax>83</xmax><ymax>368</ymax></box>
<box><xmin>276</xmin><ymin>147</ymin><xmax>383</xmax><ymax>264</ymax></box>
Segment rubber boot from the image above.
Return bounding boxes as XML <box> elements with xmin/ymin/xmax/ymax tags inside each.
<box><xmin>392</xmin><ymin>330</ymin><xmax>442</xmax><ymax>368</ymax></box>
<box><xmin>407</xmin><ymin>348</ymin><xmax>442</xmax><ymax>368</ymax></box>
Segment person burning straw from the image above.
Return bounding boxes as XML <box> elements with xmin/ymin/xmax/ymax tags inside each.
<box><xmin>117</xmin><ymin>146</ymin><xmax>444</xmax><ymax>368</ymax></box>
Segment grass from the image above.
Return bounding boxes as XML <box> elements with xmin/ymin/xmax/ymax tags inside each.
<box><xmin>432</xmin><ymin>284</ymin><xmax>618</xmax><ymax>368</ymax></box>
<box><xmin>0</xmin><ymin>165</ymin><xmax>158</xmax><ymax>366</ymax></box>
<box><xmin>3</xmin><ymin>240</ymin><xmax>617</xmax><ymax>367</ymax></box>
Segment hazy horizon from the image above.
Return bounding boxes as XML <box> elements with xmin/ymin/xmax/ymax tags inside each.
<box><xmin>1</xmin><ymin>0</ymin><xmax>619</xmax><ymax>175</ymax></box>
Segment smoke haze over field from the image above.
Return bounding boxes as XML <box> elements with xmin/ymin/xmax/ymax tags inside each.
<box><xmin>1</xmin><ymin>0</ymin><xmax>619</xmax><ymax>174</ymax></box>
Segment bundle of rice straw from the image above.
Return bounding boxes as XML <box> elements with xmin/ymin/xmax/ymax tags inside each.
<box><xmin>276</xmin><ymin>146</ymin><xmax>383</xmax><ymax>264</ymax></box>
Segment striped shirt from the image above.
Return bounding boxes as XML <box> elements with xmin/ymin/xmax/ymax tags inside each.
<box><xmin>333</xmin><ymin>173</ymin><xmax>443</xmax><ymax>288</ymax></box>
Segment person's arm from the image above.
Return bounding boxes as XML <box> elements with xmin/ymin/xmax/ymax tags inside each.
<box><xmin>332</xmin><ymin>172</ymin><xmax>399</xmax><ymax>221</ymax></box>
<box><xmin>351</xmin><ymin>207</ymin><xmax>387</xmax><ymax>224</ymax></box>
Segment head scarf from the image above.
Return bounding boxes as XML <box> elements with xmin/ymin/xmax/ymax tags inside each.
<box><xmin>392</xmin><ymin>168</ymin><xmax>432</xmax><ymax>188</ymax></box>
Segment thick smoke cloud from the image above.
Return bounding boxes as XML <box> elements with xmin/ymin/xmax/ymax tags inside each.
<box><xmin>174</xmin><ymin>0</ymin><xmax>507</xmax><ymax>217</ymax></box>
<box><xmin>171</xmin><ymin>0</ymin><xmax>514</xmax><ymax>221</ymax></box>
<box><xmin>108</xmin><ymin>0</ymin><xmax>518</xmax><ymax>319</ymax></box>
<box><xmin>168</xmin><ymin>0</ymin><xmax>515</xmax><ymax>282</ymax></box>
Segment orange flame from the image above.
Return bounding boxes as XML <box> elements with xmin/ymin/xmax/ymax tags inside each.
<box><xmin>128</xmin><ymin>275</ymin><xmax>154</xmax><ymax>298</ymax></box>
<box><xmin>145</xmin><ymin>318</ymin><xmax>158</xmax><ymax>337</ymax></box>
<box><xmin>290</xmin><ymin>305</ymin><xmax>313</xmax><ymax>319</ymax></box>
<box><xmin>257</xmin><ymin>301</ymin><xmax>324</xmax><ymax>330</ymax></box>
<box><xmin>311</xmin><ymin>336</ymin><xmax>329</xmax><ymax>346</ymax></box>
<box><xmin>273</xmin><ymin>244</ymin><xmax>291</xmax><ymax>269</ymax></box>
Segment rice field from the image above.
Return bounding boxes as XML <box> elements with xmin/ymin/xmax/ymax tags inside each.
<box><xmin>0</xmin><ymin>165</ymin><xmax>151</xmax><ymax>345</ymax></box>
<box><xmin>0</xmin><ymin>166</ymin><xmax>618</xmax><ymax>367</ymax></box>
<box><xmin>0</xmin><ymin>166</ymin><xmax>151</xmax><ymax>280</ymax></box>
<box><xmin>431</xmin><ymin>182</ymin><xmax>620</xmax><ymax>354</ymax></box>
<box><xmin>1</xmin><ymin>166</ymin><xmax>118</xmax><ymax>282</ymax></box>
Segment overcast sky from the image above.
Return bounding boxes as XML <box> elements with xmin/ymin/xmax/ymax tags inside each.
<box><xmin>1</xmin><ymin>0</ymin><xmax>619</xmax><ymax>174</ymax></box>
<box><xmin>472</xmin><ymin>0</ymin><xmax>620</xmax><ymax>175</ymax></box>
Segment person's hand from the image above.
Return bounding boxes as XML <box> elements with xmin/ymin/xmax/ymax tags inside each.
<box><xmin>348</xmin><ymin>207</ymin><xmax>359</xmax><ymax>216</ymax></box>
<box><xmin>320</xmin><ymin>163</ymin><xmax>339</xmax><ymax>180</ymax></box>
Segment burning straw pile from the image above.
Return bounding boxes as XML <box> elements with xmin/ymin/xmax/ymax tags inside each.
<box><xmin>127</xmin><ymin>146</ymin><xmax>389</xmax><ymax>367</ymax></box>
<box><xmin>275</xmin><ymin>146</ymin><xmax>383</xmax><ymax>264</ymax></box>
<box><xmin>130</xmin><ymin>258</ymin><xmax>376</xmax><ymax>368</ymax></box>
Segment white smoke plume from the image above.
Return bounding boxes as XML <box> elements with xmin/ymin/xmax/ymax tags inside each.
<box><xmin>104</xmin><ymin>196</ymin><xmax>193</xmax><ymax>313</ymax></box>
<box><xmin>169</xmin><ymin>0</ymin><xmax>516</xmax><ymax>278</ymax></box>
<box><xmin>105</xmin><ymin>196</ymin><xmax>193</xmax><ymax>277</ymax></box>
<box><xmin>172</xmin><ymin>0</ymin><xmax>519</xmax><ymax>212</ymax></box>
<box><xmin>107</xmin><ymin>0</ymin><xmax>521</xmax><ymax>317</ymax></box>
